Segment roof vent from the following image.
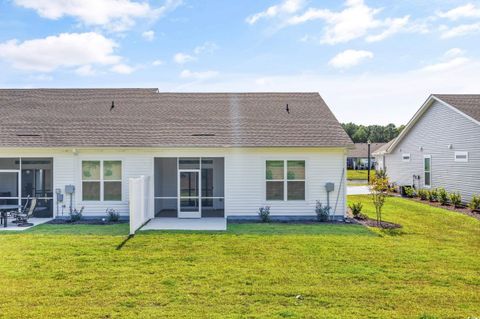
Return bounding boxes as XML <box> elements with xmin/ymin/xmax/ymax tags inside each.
<box><xmin>286</xmin><ymin>103</ymin><xmax>290</xmax><ymax>114</ymax></box>
<box><xmin>191</xmin><ymin>133</ymin><xmax>215</xmax><ymax>137</ymax></box>
<box><xmin>16</xmin><ymin>134</ymin><xmax>41</xmax><ymax>137</ymax></box>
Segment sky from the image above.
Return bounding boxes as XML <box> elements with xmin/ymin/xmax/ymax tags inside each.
<box><xmin>0</xmin><ymin>0</ymin><xmax>479</xmax><ymax>125</ymax></box>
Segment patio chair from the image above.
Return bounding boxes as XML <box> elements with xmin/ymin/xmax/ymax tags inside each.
<box><xmin>13</xmin><ymin>197</ymin><xmax>37</xmax><ymax>227</ymax></box>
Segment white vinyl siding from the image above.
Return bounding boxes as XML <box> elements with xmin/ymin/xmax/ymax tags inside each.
<box><xmin>0</xmin><ymin>147</ymin><xmax>347</xmax><ymax>218</ymax></box>
<box><xmin>384</xmin><ymin>100</ymin><xmax>480</xmax><ymax>201</ymax></box>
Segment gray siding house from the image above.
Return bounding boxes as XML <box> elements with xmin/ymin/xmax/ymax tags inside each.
<box><xmin>374</xmin><ymin>94</ymin><xmax>480</xmax><ymax>201</ymax></box>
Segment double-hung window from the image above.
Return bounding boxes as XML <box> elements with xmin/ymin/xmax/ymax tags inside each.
<box><xmin>82</xmin><ymin>160</ymin><xmax>122</xmax><ymax>201</ymax></box>
<box><xmin>266</xmin><ymin>160</ymin><xmax>305</xmax><ymax>201</ymax></box>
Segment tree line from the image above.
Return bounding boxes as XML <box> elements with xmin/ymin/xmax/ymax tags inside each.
<box><xmin>341</xmin><ymin>123</ymin><xmax>405</xmax><ymax>143</ymax></box>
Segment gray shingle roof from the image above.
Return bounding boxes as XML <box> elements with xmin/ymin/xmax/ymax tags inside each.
<box><xmin>347</xmin><ymin>143</ymin><xmax>386</xmax><ymax>157</ymax></box>
<box><xmin>433</xmin><ymin>94</ymin><xmax>480</xmax><ymax>123</ymax></box>
<box><xmin>0</xmin><ymin>89</ymin><xmax>352</xmax><ymax>148</ymax></box>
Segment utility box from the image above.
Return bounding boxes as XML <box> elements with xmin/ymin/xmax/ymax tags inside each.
<box><xmin>325</xmin><ymin>182</ymin><xmax>335</xmax><ymax>193</ymax></box>
<box><xmin>65</xmin><ymin>185</ymin><xmax>75</xmax><ymax>194</ymax></box>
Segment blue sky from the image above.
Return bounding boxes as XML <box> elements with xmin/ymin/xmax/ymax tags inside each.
<box><xmin>0</xmin><ymin>0</ymin><xmax>479</xmax><ymax>125</ymax></box>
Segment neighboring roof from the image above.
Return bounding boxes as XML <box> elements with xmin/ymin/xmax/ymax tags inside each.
<box><xmin>347</xmin><ymin>143</ymin><xmax>385</xmax><ymax>158</ymax></box>
<box><xmin>383</xmin><ymin>94</ymin><xmax>480</xmax><ymax>154</ymax></box>
<box><xmin>372</xmin><ymin>139</ymin><xmax>394</xmax><ymax>155</ymax></box>
<box><xmin>0</xmin><ymin>89</ymin><xmax>353</xmax><ymax>148</ymax></box>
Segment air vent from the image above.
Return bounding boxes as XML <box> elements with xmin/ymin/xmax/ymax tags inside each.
<box><xmin>191</xmin><ymin>133</ymin><xmax>215</xmax><ymax>137</ymax></box>
<box><xmin>16</xmin><ymin>134</ymin><xmax>41</xmax><ymax>137</ymax></box>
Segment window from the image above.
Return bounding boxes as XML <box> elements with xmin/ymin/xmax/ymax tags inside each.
<box><xmin>82</xmin><ymin>160</ymin><xmax>122</xmax><ymax>201</ymax></box>
<box><xmin>454</xmin><ymin>151</ymin><xmax>468</xmax><ymax>162</ymax></box>
<box><xmin>402</xmin><ymin>154</ymin><xmax>411</xmax><ymax>162</ymax></box>
<box><xmin>266</xmin><ymin>160</ymin><xmax>305</xmax><ymax>201</ymax></box>
<box><xmin>423</xmin><ymin>155</ymin><xmax>431</xmax><ymax>188</ymax></box>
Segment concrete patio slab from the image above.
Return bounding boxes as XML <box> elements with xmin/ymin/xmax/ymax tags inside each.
<box><xmin>141</xmin><ymin>218</ymin><xmax>227</xmax><ymax>231</ymax></box>
<box><xmin>0</xmin><ymin>218</ymin><xmax>53</xmax><ymax>231</ymax></box>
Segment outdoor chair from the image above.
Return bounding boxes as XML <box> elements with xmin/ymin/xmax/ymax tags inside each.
<box><xmin>13</xmin><ymin>197</ymin><xmax>37</xmax><ymax>227</ymax></box>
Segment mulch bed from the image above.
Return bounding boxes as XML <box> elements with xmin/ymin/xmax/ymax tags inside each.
<box><xmin>406</xmin><ymin>196</ymin><xmax>480</xmax><ymax>221</ymax></box>
<box><xmin>46</xmin><ymin>219</ymin><xmax>127</xmax><ymax>225</ymax></box>
<box><xmin>353</xmin><ymin>217</ymin><xmax>402</xmax><ymax>229</ymax></box>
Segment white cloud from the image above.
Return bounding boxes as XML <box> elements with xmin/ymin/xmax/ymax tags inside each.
<box><xmin>173</xmin><ymin>52</ymin><xmax>196</xmax><ymax>64</ymax></box>
<box><xmin>13</xmin><ymin>0</ymin><xmax>182</xmax><ymax>32</ymax></box>
<box><xmin>180</xmin><ymin>69</ymin><xmax>219</xmax><ymax>80</ymax></box>
<box><xmin>440</xmin><ymin>22</ymin><xmax>480</xmax><ymax>38</ymax></box>
<box><xmin>0</xmin><ymin>32</ymin><xmax>121</xmax><ymax>72</ymax></box>
<box><xmin>329</xmin><ymin>49</ymin><xmax>373</xmax><ymax>69</ymax></box>
<box><xmin>246</xmin><ymin>0</ymin><xmax>304</xmax><ymax>24</ymax></box>
<box><xmin>366</xmin><ymin>16</ymin><xmax>410</xmax><ymax>42</ymax></box>
<box><xmin>437</xmin><ymin>3</ymin><xmax>480</xmax><ymax>20</ymax></box>
<box><xmin>420</xmin><ymin>48</ymin><xmax>469</xmax><ymax>72</ymax></box>
<box><xmin>152</xmin><ymin>59</ymin><xmax>164</xmax><ymax>66</ymax></box>
<box><xmin>111</xmin><ymin>63</ymin><xmax>135</xmax><ymax>74</ymax></box>
<box><xmin>75</xmin><ymin>64</ymin><xmax>96</xmax><ymax>76</ymax></box>
<box><xmin>285</xmin><ymin>0</ymin><xmax>410</xmax><ymax>44</ymax></box>
<box><xmin>142</xmin><ymin>30</ymin><xmax>155</xmax><ymax>41</ymax></box>
<box><xmin>193</xmin><ymin>41</ymin><xmax>218</xmax><ymax>55</ymax></box>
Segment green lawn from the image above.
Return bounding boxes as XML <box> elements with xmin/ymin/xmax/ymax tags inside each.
<box><xmin>347</xmin><ymin>169</ymin><xmax>374</xmax><ymax>181</ymax></box>
<box><xmin>0</xmin><ymin>197</ymin><xmax>479</xmax><ymax>318</ymax></box>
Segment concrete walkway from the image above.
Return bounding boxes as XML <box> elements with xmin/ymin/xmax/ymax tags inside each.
<box><xmin>347</xmin><ymin>185</ymin><xmax>370</xmax><ymax>195</ymax></box>
<box><xmin>0</xmin><ymin>218</ymin><xmax>53</xmax><ymax>231</ymax></box>
<box><xmin>141</xmin><ymin>217</ymin><xmax>227</xmax><ymax>231</ymax></box>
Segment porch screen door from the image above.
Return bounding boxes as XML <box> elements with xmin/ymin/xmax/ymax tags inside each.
<box><xmin>0</xmin><ymin>170</ymin><xmax>21</xmax><ymax>207</ymax></box>
<box><xmin>178</xmin><ymin>170</ymin><xmax>201</xmax><ymax>218</ymax></box>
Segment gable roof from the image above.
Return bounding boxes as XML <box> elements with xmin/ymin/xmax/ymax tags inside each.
<box><xmin>383</xmin><ymin>94</ymin><xmax>480</xmax><ymax>154</ymax></box>
<box><xmin>432</xmin><ymin>94</ymin><xmax>480</xmax><ymax>123</ymax></box>
<box><xmin>372</xmin><ymin>139</ymin><xmax>394</xmax><ymax>156</ymax></box>
<box><xmin>0</xmin><ymin>89</ymin><xmax>353</xmax><ymax>148</ymax></box>
<box><xmin>347</xmin><ymin>143</ymin><xmax>385</xmax><ymax>158</ymax></box>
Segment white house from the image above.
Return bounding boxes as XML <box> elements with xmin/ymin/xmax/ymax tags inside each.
<box><xmin>374</xmin><ymin>94</ymin><xmax>480</xmax><ymax>201</ymax></box>
<box><xmin>0</xmin><ymin>89</ymin><xmax>352</xmax><ymax>223</ymax></box>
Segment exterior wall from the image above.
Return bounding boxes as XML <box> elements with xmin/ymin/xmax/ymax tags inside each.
<box><xmin>384</xmin><ymin>100</ymin><xmax>480</xmax><ymax>201</ymax></box>
<box><xmin>0</xmin><ymin>147</ymin><xmax>347</xmax><ymax>218</ymax></box>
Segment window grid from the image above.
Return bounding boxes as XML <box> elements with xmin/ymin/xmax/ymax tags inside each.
<box><xmin>266</xmin><ymin>160</ymin><xmax>306</xmax><ymax>201</ymax></box>
<box><xmin>82</xmin><ymin>160</ymin><xmax>122</xmax><ymax>202</ymax></box>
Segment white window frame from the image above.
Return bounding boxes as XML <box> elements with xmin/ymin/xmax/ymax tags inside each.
<box><xmin>402</xmin><ymin>153</ymin><xmax>411</xmax><ymax>162</ymax></box>
<box><xmin>81</xmin><ymin>160</ymin><xmax>123</xmax><ymax>202</ymax></box>
<box><xmin>454</xmin><ymin>151</ymin><xmax>469</xmax><ymax>162</ymax></box>
<box><xmin>423</xmin><ymin>155</ymin><xmax>431</xmax><ymax>188</ymax></box>
<box><xmin>265</xmin><ymin>160</ymin><xmax>306</xmax><ymax>202</ymax></box>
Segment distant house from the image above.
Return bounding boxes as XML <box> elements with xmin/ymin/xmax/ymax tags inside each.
<box><xmin>0</xmin><ymin>89</ymin><xmax>353</xmax><ymax>224</ymax></box>
<box><xmin>347</xmin><ymin>143</ymin><xmax>385</xmax><ymax>170</ymax></box>
<box><xmin>373</xmin><ymin>94</ymin><xmax>479</xmax><ymax>201</ymax></box>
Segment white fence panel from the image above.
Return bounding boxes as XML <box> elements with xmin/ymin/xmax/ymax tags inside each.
<box><xmin>129</xmin><ymin>175</ymin><xmax>152</xmax><ymax>235</ymax></box>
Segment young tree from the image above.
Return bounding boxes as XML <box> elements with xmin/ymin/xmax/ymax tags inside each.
<box><xmin>369</xmin><ymin>170</ymin><xmax>390</xmax><ymax>227</ymax></box>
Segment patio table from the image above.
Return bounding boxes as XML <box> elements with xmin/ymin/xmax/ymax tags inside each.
<box><xmin>0</xmin><ymin>205</ymin><xmax>22</xmax><ymax>228</ymax></box>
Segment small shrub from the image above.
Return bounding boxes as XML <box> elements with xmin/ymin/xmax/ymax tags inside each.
<box><xmin>349</xmin><ymin>202</ymin><xmax>363</xmax><ymax>218</ymax></box>
<box><xmin>315</xmin><ymin>201</ymin><xmax>330</xmax><ymax>222</ymax></box>
<box><xmin>106</xmin><ymin>208</ymin><xmax>120</xmax><ymax>222</ymax></box>
<box><xmin>449</xmin><ymin>192</ymin><xmax>462</xmax><ymax>208</ymax></box>
<box><xmin>468</xmin><ymin>195</ymin><xmax>480</xmax><ymax>212</ymax></box>
<box><xmin>427</xmin><ymin>189</ymin><xmax>438</xmax><ymax>202</ymax></box>
<box><xmin>404</xmin><ymin>186</ymin><xmax>416</xmax><ymax>198</ymax></box>
<box><xmin>258</xmin><ymin>206</ymin><xmax>270</xmax><ymax>223</ymax></box>
<box><xmin>69</xmin><ymin>207</ymin><xmax>84</xmax><ymax>222</ymax></box>
<box><xmin>437</xmin><ymin>188</ymin><xmax>449</xmax><ymax>205</ymax></box>
<box><xmin>418</xmin><ymin>189</ymin><xmax>428</xmax><ymax>200</ymax></box>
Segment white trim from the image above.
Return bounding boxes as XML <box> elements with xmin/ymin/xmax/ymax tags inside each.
<box><xmin>178</xmin><ymin>169</ymin><xmax>201</xmax><ymax>218</ymax></box>
<box><xmin>454</xmin><ymin>151</ymin><xmax>469</xmax><ymax>162</ymax></box>
<box><xmin>423</xmin><ymin>155</ymin><xmax>432</xmax><ymax>188</ymax></box>
<box><xmin>80</xmin><ymin>160</ymin><xmax>123</xmax><ymax>202</ymax></box>
<box><xmin>265</xmin><ymin>159</ymin><xmax>306</xmax><ymax>202</ymax></box>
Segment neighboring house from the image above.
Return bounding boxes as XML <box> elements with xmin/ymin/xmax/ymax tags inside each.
<box><xmin>347</xmin><ymin>143</ymin><xmax>385</xmax><ymax>170</ymax></box>
<box><xmin>0</xmin><ymin>89</ymin><xmax>352</xmax><ymax>221</ymax></box>
<box><xmin>373</xmin><ymin>94</ymin><xmax>480</xmax><ymax>201</ymax></box>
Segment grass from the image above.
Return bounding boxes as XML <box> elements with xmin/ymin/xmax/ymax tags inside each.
<box><xmin>0</xmin><ymin>197</ymin><xmax>479</xmax><ymax>318</ymax></box>
<box><xmin>347</xmin><ymin>169</ymin><xmax>373</xmax><ymax>180</ymax></box>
